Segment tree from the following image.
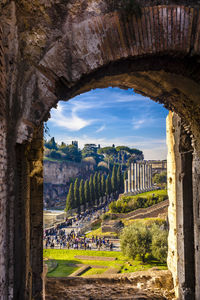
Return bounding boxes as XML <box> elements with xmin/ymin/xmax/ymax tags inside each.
<box><xmin>101</xmin><ymin>174</ymin><xmax>106</xmax><ymax>197</ymax></box>
<box><xmin>120</xmin><ymin>223</ymin><xmax>152</xmax><ymax>262</ymax></box>
<box><xmin>74</xmin><ymin>178</ymin><xmax>80</xmax><ymax>211</ymax></box>
<box><xmin>93</xmin><ymin>172</ymin><xmax>98</xmax><ymax>202</ymax></box>
<box><xmin>45</xmin><ymin>137</ymin><xmax>58</xmax><ymax>150</ymax></box>
<box><xmin>89</xmin><ymin>174</ymin><xmax>95</xmax><ymax>206</ymax></box>
<box><xmin>97</xmin><ymin>172</ymin><xmax>102</xmax><ymax>203</ymax></box>
<box><xmin>97</xmin><ymin>146</ymin><xmax>117</xmax><ymax>156</ymax></box>
<box><xmin>117</xmin><ymin>165</ymin><xmax>123</xmax><ymax>193</ymax></box>
<box><xmin>111</xmin><ymin>165</ymin><xmax>118</xmax><ymax>192</ymax></box>
<box><xmin>82</xmin><ymin>144</ymin><xmax>100</xmax><ymax>162</ymax></box>
<box><xmin>84</xmin><ymin>179</ymin><xmax>90</xmax><ymax>206</ymax></box>
<box><xmin>65</xmin><ymin>183</ymin><xmax>74</xmax><ymax>212</ymax></box>
<box><xmin>151</xmin><ymin>224</ymin><xmax>168</xmax><ymax>263</ymax></box>
<box><xmin>79</xmin><ymin>179</ymin><xmax>85</xmax><ymax>208</ymax></box>
<box><xmin>106</xmin><ymin>174</ymin><xmax>112</xmax><ymax>196</ymax></box>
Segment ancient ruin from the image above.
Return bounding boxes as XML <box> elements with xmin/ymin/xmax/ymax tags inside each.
<box><xmin>1</xmin><ymin>0</ymin><xmax>200</xmax><ymax>299</ymax></box>
<box><xmin>124</xmin><ymin>162</ymin><xmax>153</xmax><ymax>194</ymax></box>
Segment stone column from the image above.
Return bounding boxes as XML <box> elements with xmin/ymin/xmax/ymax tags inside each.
<box><xmin>167</xmin><ymin>112</ymin><xmax>195</xmax><ymax>300</ymax></box>
<box><xmin>128</xmin><ymin>167</ymin><xmax>131</xmax><ymax>193</ymax></box>
<box><xmin>124</xmin><ymin>179</ymin><xmax>128</xmax><ymax>193</ymax></box>
<box><xmin>131</xmin><ymin>163</ymin><xmax>134</xmax><ymax>192</ymax></box>
<box><xmin>134</xmin><ymin>163</ymin><xmax>137</xmax><ymax>191</ymax></box>
<box><xmin>142</xmin><ymin>163</ymin><xmax>146</xmax><ymax>190</ymax></box>
<box><xmin>139</xmin><ymin>163</ymin><xmax>143</xmax><ymax>191</ymax></box>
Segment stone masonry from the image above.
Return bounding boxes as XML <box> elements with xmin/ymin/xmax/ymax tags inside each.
<box><xmin>1</xmin><ymin>1</ymin><xmax>200</xmax><ymax>299</ymax></box>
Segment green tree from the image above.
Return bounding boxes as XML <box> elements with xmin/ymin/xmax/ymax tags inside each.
<box><xmin>117</xmin><ymin>166</ymin><xmax>123</xmax><ymax>192</ymax></box>
<box><xmin>65</xmin><ymin>183</ymin><xmax>74</xmax><ymax>212</ymax></box>
<box><xmin>101</xmin><ymin>174</ymin><xmax>106</xmax><ymax>197</ymax></box>
<box><xmin>79</xmin><ymin>179</ymin><xmax>85</xmax><ymax>209</ymax></box>
<box><xmin>74</xmin><ymin>178</ymin><xmax>80</xmax><ymax>211</ymax></box>
<box><xmin>120</xmin><ymin>223</ymin><xmax>152</xmax><ymax>262</ymax></box>
<box><xmin>45</xmin><ymin>137</ymin><xmax>58</xmax><ymax>150</ymax></box>
<box><xmin>93</xmin><ymin>172</ymin><xmax>98</xmax><ymax>202</ymax></box>
<box><xmin>106</xmin><ymin>174</ymin><xmax>112</xmax><ymax>196</ymax></box>
<box><xmin>151</xmin><ymin>224</ymin><xmax>168</xmax><ymax>263</ymax></box>
<box><xmin>111</xmin><ymin>165</ymin><xmax>118</xmax><ymax>192</ymax></box>
<box><xmin>84</xmin><ymin>179</ymin><xmax>90</xmax><ymax>206</ymax></box>
<box><xmin>97</xmin><ymin>172</ymin><xmax>101</xmax><ymax>203</ymax></box>
<box><xmin>82</xmin><ymin>144</ymin><xmax>100</xmax><ymax>162</ymax></box>
<box><xmin>89</xmin><ymin>174</ymin><xmax>95</xmax><ymax>206</ymax></box>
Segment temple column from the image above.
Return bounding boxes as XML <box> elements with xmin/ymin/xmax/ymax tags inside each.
<box><xmin>131</xmin><ymin>163</ymin><xmax>134</xmax><ymax>192</ymax></box>
<box><xmin>128</xmin><ymin>167</ymin><xmax>131</xmax><ymax>193</ymax></box>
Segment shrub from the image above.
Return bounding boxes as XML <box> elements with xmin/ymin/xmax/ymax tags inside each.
<box><xmin>151</xmin><ymin>224</ymin><xmax>168</xmax><ymax>263</ymax></box>
<box><xmin>120</xmin><ymin>221</ymin><xmax>168</xmax><ymax>263</ymax></box>
<box><xmin>120</xmin><ymin>223</ymin><xmax>152</xmax><ymax>262</ymax></box>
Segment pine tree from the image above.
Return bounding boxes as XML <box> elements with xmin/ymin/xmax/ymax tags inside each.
<box><xmin>74</xmin><ymin>178</ymin><xmax>80</xmax><ymax>211</ymax></box>
<box><xmin>65</xmin><ymin>183</ymin><xmax>74</xmax><ymax>211</ymax></box>
<box><xmin>106</xmin><ymin>174</ymin><xmax>112</xmax><ymax>196</ymax></box>
<box><xmin>84</xmin><ymin>179</ymin><xmax>90</xmax><ymax>207</ymax></box>
<box><xmin>111</xmin><ymin>165</ymin><xmax>117</xmax><ymax>193</ymax></box>
<box><xmin>93</xmin><ymin>172</ymin><xmax>98</xmax><ymax>202</ymax></box>
<box><xmin>89</xmin><ymin>174</ymin><xmax>95</xmax><ymax>206</ymax></box>
<box><xmin>101</xmin><ymin>174</ymin><xmax>106</xmax><ymax>197</ymax></box>
<box><xmin>79</xmin><ymin>179</ymin><xmax>85</xmax><ymax>209</ymax></box>
<box><xmin>117</xmin><ymin>165</ymin><xmax>124</xmax><ymax>192</ymax></box>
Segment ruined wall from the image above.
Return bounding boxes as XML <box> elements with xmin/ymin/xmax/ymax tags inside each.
<box><xmin>167</xmin><ymin>112</ymin><xmax>195</xmax><ymax>300</ymax></box>
<box><xmin>44</xmin><ymin>160</ymin><xmax>95</xmax><ymax>208</ymax></box>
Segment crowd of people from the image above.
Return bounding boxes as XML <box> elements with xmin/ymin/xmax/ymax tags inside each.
<box><xmin>44</xmin><ymin>229</ymin><xmax>114</xmax><ymax>251</ymax></box>
<box><xmin>44</xmin><ymin>200</ymin><xmax>116</xmax><ymax>251</ymax></box>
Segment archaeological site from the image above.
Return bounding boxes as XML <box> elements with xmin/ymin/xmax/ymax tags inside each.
<box><xmin>1</xmin><ymin>0</ymin><xmax>200</xmax><ymax>299</ymax></box>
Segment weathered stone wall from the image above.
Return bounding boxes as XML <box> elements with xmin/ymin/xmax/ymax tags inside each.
<box><xmin>2</xmin><ymin>1</ymin><xmax>200</xmax><ymax>299</ymax></box>
<box><xmin>167</xmin><ymin>112</ymin><xmax>195</xmax><ymax>300</ymax></box>
<box><xmin>44</xmin><ymin>160</ymin><xmax>95</xmax><ymax>208</ymax></box>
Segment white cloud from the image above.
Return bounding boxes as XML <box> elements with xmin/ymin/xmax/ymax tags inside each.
<box><xmin>49</xmin><ymin>101</ymin><xmax>95</xmax><ymax>131</ymax></box>
<box><xmin>96</xmin><ymin>125</ymin><xmax>106</xmax><ymax>133</ymax></box>
<box><xmin>132</xmin><ymin>118</ymin><xmax>146</xmax><ymax>129</ymax></box>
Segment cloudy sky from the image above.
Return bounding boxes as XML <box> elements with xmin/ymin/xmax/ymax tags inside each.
<box><xmin>47</xmin><ymin>87</ymin><xmax>168</xmax><ymax>160</ymax></box>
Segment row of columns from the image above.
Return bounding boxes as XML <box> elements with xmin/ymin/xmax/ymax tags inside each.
<box><xmin>124</xmin><ymin>162</ymin><xmax>153</xmax><ymax>193</ymax></box>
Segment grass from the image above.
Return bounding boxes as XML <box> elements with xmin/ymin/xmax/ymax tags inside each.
<box><xmin>120</xmin><ymin>189</ymin><xmax>168</xmax><ymax>203</ymax></box>
<box><xmin>81</xmin><ymin>268</ymin><xmax>106</xmax><ymax>277</ymax></box>
<box><xmin>43</xmin><ymin>249</ymin><xmax>167</xmax><ymax>277</ymax></box>
<box><xmin>123</xmin><ymin>217</ymin><xmax>167</xmax><ymax>227</ymax></box>
<box><xmin>86</xmin><ymin>227</ymin><xmax>118</xmax><ymax>238</ymax></box>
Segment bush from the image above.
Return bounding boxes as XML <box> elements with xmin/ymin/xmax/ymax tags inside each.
<box><xmin>120</xmin><ymin>223</ymin><xmax>151</xmax><ymax>262</ymax></box>
<box><xmin>151</xmin><ymin>224</ymin><xmax>168</xmax><ymax>263</ymax></box>
<box><xmin>120</xmin><ymin>221</ymin><xmax>168</xmax><ymax>263</ymax></box>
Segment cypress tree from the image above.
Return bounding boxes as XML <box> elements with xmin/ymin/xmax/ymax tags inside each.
<box><xmin>106</xmin><ymin>174</ymin><xmax>112</xmax><ymax>196</ymax></box>
<box><xmin>74</xmin><ymin>178</ymin><xmax>80</xmax><ymax>211</ymax></box>
<box><xmin>93</xmin><ymin>172</ymin><xmax>98</xmax><ymax>202</ymax></box>
<box><xmin>89</xmin><ymin>174</ymin><xmax>95</xmax><ymax>206</ymax></box>
<box><xmin>117</xmin><ymin>165</ymin><xmax>124</xmax><ymax>192</ymax></box>
<box><xmin>97</xmin><ymin>172</ymin><xmax>101</xmax><ymax>203</ymax></box>
<box><xmin>124</xmin><ymin>170</ymin><xmax>128</xmax><ymax>181</ymax></box>
<box><xmin>101</xmin><ymin>174</ymin><xmax>106</xmax><ymax>197</ymax></box>
<box><xmin>65</xmin><ymin>183</ymin><xmax>74</xmax><ymax>211</ymax></box>
<box><xmin>84</xmin><ymin>179</ymin><xmax>90</xmax><ymax>207</ymax></box>
<box><xmin>111</xmin><ymin>165</ymin><xmax>117</xmax><ymax>192</ymax></box>
<box><xmin>79</xmin><ymin>179</ymin><xmax>85</xmax><ymax>209</ymax></box>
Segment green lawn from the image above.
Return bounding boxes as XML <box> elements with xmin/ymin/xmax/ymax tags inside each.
<box><xmin>43</xmin><ymin>249</ymin><xmax>167</xmax><ymax>277</ymax></box>
<box><xmin>81</xmin><ymin>267</ymin><xmax>106</xmax><ymax>277</ymax></box>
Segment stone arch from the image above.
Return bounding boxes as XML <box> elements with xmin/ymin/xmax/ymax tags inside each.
<box><xmin>1</xmin><ymin>1</ymin><xmax>200</xmax><ymax>299</ymax></box>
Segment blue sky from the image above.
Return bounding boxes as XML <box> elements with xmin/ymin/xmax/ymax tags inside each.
<box><xmin>47</xmin><ymin>87</ymin><xmax>168</xmax><ymax>160</ymax></box>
